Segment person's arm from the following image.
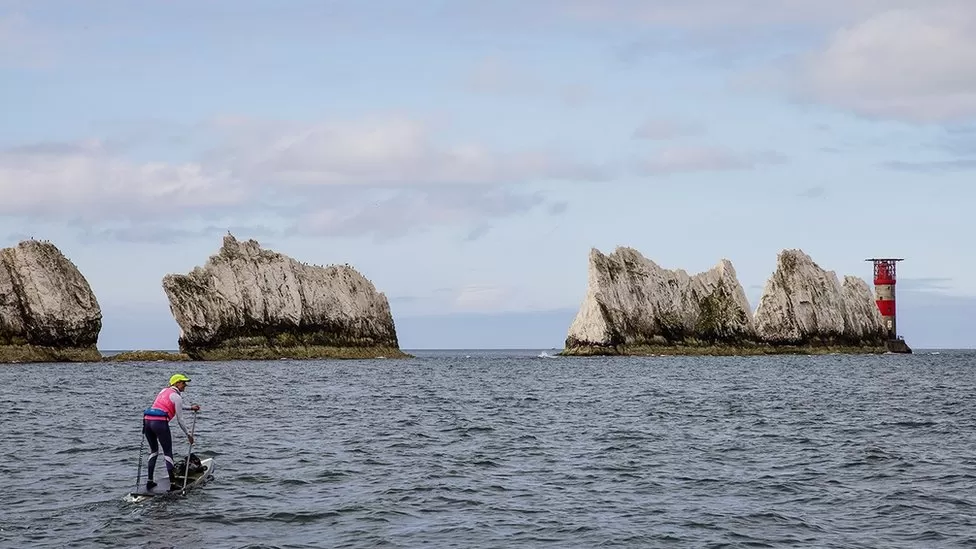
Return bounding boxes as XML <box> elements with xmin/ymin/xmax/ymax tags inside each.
<box><xmin>169</xmin><ymin>391</ymin><xmax>191</xmax><ymax>437</ymax></box>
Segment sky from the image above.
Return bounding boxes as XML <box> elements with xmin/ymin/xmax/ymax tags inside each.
<box><xmin>1</xmin><ymin>0</ymin><xmax>973</xmax><ymax>350</ymax></box>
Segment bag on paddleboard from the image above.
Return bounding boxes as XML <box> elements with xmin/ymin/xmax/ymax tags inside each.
<box><xmin>172</xmin><ymin>453</ymin><xmax>206</xmax><ymax>476</ymax></box>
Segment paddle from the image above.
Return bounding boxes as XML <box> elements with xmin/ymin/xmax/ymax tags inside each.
<box><xmin>180</xmin><ymin>410</ymin><xmax>198</xmax><ymax>495</ymax></box>
<box><xmin>135</xmin><ymin>414</ymin><xmax>146</xmax><ymax>492</ymax></box>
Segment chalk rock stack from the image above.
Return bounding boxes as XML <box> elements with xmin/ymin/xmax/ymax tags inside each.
<box><xmin>565</xmin><ymin>247</ymin><xmax>755</xmax><ymax>352</ymax></box>
<box><xmin>753</xmin><ymin>249</ymin><xmax>886</xmax><ymax>346</ymax></box>
<box><xmin>843</xmin><ymin>276</ymin><xmax>890</xmax><ymax>344</ymax></box>
<box><xmin>162</xmin><ymin>234</ymin><xmax>407</xmax><ymax>360</ymax></box>
<box><xmin>0</xmin><ymin>240</ymin><xmax>102</xmax><ymax>362</ymax></box>
<box><xmin>563</xmin><ymin>246</ymin><xmax>887</xmax><ymax>355</ymax></box>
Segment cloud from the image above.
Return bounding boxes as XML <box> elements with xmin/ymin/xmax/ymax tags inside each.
<box><xmin>564</xmin><ymin>0</ymin><xmax>852</xmax><ymax>67</ymax></box>
<box><xmin>77</xmin><ymin>224</ymin><xmax>282</xmax><ymax>244</ymax></box>
<box><xmin>5</xmin><ymin>222</ymin><xmax>281</xmax><ymax>246</ymax></box>
<box><xmin>0</xmin><ymin>139</ymin><xmax>244</xmax><ymax>220</ymax></box>
<box><xmin>779</xmin><ymin>5</ymin><xmax>976</xmax><ymax>124</ymax></box>
<box><xmin>633</xmin><ymin>118</ymin><xmax>705</xmax><ymax>140</ymax></box>
<box><xmin>553</xmin><ymin>1</ymin><xmax>976</xmax><ymax>125</ymax></box>
<box><xmin>637</xmin><ymin>146</ymin><xmax>786</xmax><ymax>175</ymax></box>
<box><xmin>293</xmin><ymin>187</ymin><xmax>547</xmax><ymax>241</ymax></box>
<box><xmin>0</xmin><ymin>116</ymin><xmax>604</xmax><ymax>241</ymax></box>
<box><xmin>208</xmin><ymin>115</ymin><xmax>606</xmax><ymax>186</ymax></box>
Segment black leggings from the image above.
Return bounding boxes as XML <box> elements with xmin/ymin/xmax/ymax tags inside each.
<box><xmin>143</xmin><ymin>419</ymin><xmax>174</xmax><ymax>480</ymax></box>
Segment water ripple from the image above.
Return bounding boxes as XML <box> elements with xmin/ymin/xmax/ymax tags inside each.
<box><xmin>1</xmin><ymin>350</ymin><xmax>975</xmax><ymax>547</ymax></box>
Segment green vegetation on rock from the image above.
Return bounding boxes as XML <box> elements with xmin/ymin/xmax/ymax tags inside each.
<box><xmin>559</xmin><ymin>343</ymin><xmax>887</xmax><ymax>357</ymax></box>
<box><xmin>104</xmin><ymin>350</ymin><xmax>191</xmax><ymax>362</ymax></box>
<box><xmin>0</xmin><ymin>344</ymin><xmax>102</xmax><ymax>363</ymax></box>
<box><xmin>190</xmin><ymin>345</ymin><xmax>411</xmax><ymax>361</ymax></box>
<box><xmin>0</xmin><ymin>335</ymin><xmax>28</xmax><ymax>346</ymax></box>
<box><xmin>694</xmin><ymin>283</ymin><xmax>750</xmax><ymax>343</ymax></box>
<box><xmin>101</xmin><ymin>345</ymin><xmax>410</xmax><ymax>362</ymax></box>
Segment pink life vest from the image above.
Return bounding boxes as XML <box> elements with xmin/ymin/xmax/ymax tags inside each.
<box><xmin>145</xmin><ymin>386</ymin><xmax>178</xmax><ymax>421</ymax></box>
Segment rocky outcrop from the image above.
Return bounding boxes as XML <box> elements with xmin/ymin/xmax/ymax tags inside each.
<box><xmin>564</xmin><ymin>247</ymin><xmax>755</xmax><ymax>353</ymax></box>
<box><xmin>563</xmin><ymin>246</ymin><xmax>887</xmax><ymax>355</ymax></box>
<box><xmin>103</xmin><ymin>350</ymin><xmax>190</xmax><ymax>362</ymax></box>
<box><xmin>842</xmin><ymin>276</ymin><xmax>889</xmax><ymax>344</ymax></box>
<box><xmin>162</xmin><ymin>234</ymin><xmax>407</xmax><ymax>360</ymax></box>
<box><xmin>886</xmin><ymin>338</ymin><xmax>912</xmax><ymax>353</ymax></box>
<box><xmin>0</xmin><ymin>240</ymin><xmax>102</xmax><ymax>362</ymax></box>
<box><xmin>754</xmin><ymin>250</ymin><xmax>885</xmax><ymax>347</ymax></box>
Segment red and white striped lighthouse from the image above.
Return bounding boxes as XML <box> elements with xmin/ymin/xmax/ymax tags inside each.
<box><xmin>865</xmin><ymin>258</ymin><xmax>903</xmax><ymax>340</ymax></box>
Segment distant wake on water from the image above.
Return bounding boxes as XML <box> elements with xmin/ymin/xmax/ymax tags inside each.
<box><xmin>1</xmin><ymin>349</ymin><xmax>975</xmax><ymax>547</ymax></box>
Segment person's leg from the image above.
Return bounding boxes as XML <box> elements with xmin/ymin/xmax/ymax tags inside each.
<box><xmin>154</xmin><ymin>421</ymin><xmax>175</xmax><ymax>481</ymax></box>
<box><xmin>143</xmin><ymin>419</ymin><xmax>160</xmax><ymax>488</ymax></box>
<box><xmin>147</xmin><ymin>420</ymin><xmax>176</xmax><ymax>484</ymax></box>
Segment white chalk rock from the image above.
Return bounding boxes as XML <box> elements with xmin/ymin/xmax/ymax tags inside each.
<box><xmin>841</xmin><ymin>275</ymin><xmax>886</xmax><ymax>342</ymax></box>
<box><xmin>163</xmin><ymin>235</ymin><xmax>401</xmax><ymax>357</ymax></box>
<box><xmin>754</xmin><ymin>249</ymin><xmax>883</xmax><ymax>345</ymax></box>
<box><xmin>0</xmin><ymin>240</ymin><xmax>101</xmax><ymax>356</ymax></box>
<box><xmin>565</xmin><ymin>247</ymin><xmax>755</xmax><ymax>350</ymax></box>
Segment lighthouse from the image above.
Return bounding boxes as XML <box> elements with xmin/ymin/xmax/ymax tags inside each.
<box><xmin>865</xmin><ymin>258</ymin><xmax>912</xmax><ymax>353</ymax></box>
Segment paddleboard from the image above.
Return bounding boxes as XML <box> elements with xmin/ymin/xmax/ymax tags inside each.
<box><xmin>127</xmin><ymin>457</ymin><xmax>215</xmax><ymax>501</ymax></box>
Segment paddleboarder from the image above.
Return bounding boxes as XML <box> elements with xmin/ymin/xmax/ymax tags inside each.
<box><xmin>142</xmin><ymin>373</ymin><xmax>201</xmax><ymax>490</ymax></box>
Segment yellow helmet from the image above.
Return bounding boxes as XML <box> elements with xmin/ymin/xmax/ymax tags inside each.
<box><xmin>169</xmin><ymin>373</ymin><xmax>191</xmax><ymax>385</ymax></box>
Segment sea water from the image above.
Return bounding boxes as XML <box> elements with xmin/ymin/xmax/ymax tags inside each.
<box><xmin>2</xmin><ymin>349</ymin><xmax>975</xmax><ymax>548</ymax></box>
